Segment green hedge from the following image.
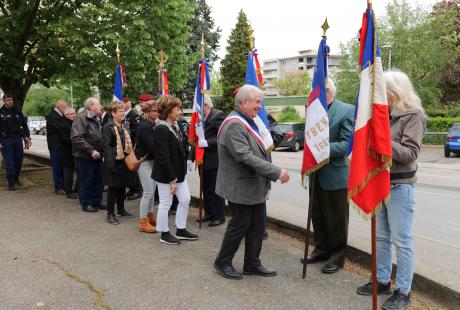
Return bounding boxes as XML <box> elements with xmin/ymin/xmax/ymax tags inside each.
<box><xmin>426</xmin><ymin>117</ymin><xmax>460</xmax><ymax>132</ymax></box>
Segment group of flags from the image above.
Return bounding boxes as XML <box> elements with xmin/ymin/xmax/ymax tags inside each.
<box><xmin>301</xmin><ymin>6</ymin><xmax>392</xmax><ymax>215</ymax></box>
<box><xmin>112</xmin><ymin>4</ymin><xmax>391</xmax><ymax>216</ymax></box>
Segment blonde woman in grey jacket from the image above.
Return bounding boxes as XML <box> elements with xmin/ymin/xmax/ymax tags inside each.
<box><xmin>357</xmin><ymin>70</ymin><xmax>426</xmax><ymax>310</ymax></box>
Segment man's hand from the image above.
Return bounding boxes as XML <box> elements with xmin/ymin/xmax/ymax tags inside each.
<box><xmin>187</xmin><ymin>160</ymin><xmax>193</xmax><ymax>171</ymax></box>
<box><xmin>278</xmin><ymin>168</ymin><xmax>290</xmax><ymax>184</ymax></box>
<box><xmin>24</xmin><ymin>138</ymin><xmax>32</xmax><ymax>150</ymax></box>
<box><xmin>91</xmin><ymin>150</ymin><xmax>101</xmax><ymax>160</ymax></box>
<box><xmin>170</xmin><ymin>183</ymin><xmax>177</xmax><ymax>194</ymax></box>
<box><xmin>198</xmin><ymin>139</ymin><xmax>208</xmax><ymax>148</ymax></box>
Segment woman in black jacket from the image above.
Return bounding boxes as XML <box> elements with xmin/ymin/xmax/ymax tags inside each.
<box><xmin>57</xmin><ymin>107</ymin><xmax>78</xmax><ymax>199</ymax></box>
<box><xmin>102</xmin><ymin>102</ymin><xmax>136</xmax><ymax>225</ymax></box>
<box><xmin>135</xmin><ymin>101</ymin><xmax>159</xmax><ymax>233</ymax></box>
<box><xmin>153</xmin><ymin>96</ymin><xmax>198</xmax><ymax>245</ymax></box>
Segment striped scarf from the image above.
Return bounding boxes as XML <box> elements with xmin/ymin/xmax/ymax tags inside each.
<box><xmin>114</xmin><ymin>125</ymin><xmax>133</xmax><ymax>160</ymax></box>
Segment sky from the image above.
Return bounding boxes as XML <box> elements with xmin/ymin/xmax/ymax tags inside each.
<box><xmin>206</xmin><ymin>0</ymin><xmax>438</xmax><ymax>65</ymax></box>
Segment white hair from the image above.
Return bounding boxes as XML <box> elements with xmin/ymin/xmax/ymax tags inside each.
<box><xmin>83</xmin><ymin>97</ymin><xmax>99</xmax><ymax>110</ymax></box>
<box><xmin>235</xmin><ymin>84</ymin><xmax>264</xmax><ymax>107</ymax></box>
<box><xmin>326</xmin><ymin>78</ymin><xmax>336</xmax><ymax>98</ymax></box>
<box><xmin>384</xmin><ymin>69</ymin><xmax>426</xmax><ymax>117</ymax></box>
<box><xmin>204</xmin><ymin>94</ymin><xmax>213</xmax><ymax>108</ymax></box>
<box><xmin>63</xmin><ymin>107</ymin><xmax>75</xmax><ymax>115</ymax></box>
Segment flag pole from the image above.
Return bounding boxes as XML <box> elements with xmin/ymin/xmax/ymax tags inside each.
<box><xmin>366</xmin><ymin>1</ymin><xmax>377</xmax><ymax>309</ymax></box>
<box><xmin>116</xmin><ymin>43</ymin><xmax>121</xmax><ymax>64</ymax></box>
<box><xmin>198</xmin><ymin>33</ymin><xmax>205</xmax><ymax>229</ymax></box>
<box><xmin>302</xmin><ymin>18</ymin><xmax>330</xmax><ymax>279</ymax></box>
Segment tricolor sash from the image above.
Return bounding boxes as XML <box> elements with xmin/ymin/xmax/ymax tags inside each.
<box><xmin>218</xmin><ymin>115</ymin><xmax>266</xmax><ymax>152</ymax></box>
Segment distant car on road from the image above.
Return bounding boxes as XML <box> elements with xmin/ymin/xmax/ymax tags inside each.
<box><xmin>27</xmin><ymin>116</ymin><xmax>46</xmax><ymax>135</ymax></box>
<box><xmin>445</xmin><ymin>122</ymin><xmax>460</xmax><ymax>157</ymax></box>
<box><xmin>274</xmin><ymin>122</ymin><xmax>305</xmax><ymax>152</ymax></box>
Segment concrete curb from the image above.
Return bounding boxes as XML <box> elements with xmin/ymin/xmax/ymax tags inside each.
<box><xmin>25</xmin><ymin>153</ymin><xmax>460</xmax><ymax>309</ymax></box>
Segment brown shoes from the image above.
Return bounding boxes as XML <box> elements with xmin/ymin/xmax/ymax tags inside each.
<box><xmin>147</xmin><ymin>212</ymin><xmax>157</xmax><ymax>226</ymax></box>
<box><xmin>55</xmin><ymin>189</ymin><xmax>66</xmax><ymax>195</ymax></box>
<box><xmin>138</xmin><ymin>218</ymin><xmax>156</xmax><ymax>233</ymax></box>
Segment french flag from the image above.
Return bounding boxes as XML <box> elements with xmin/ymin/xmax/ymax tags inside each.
<box><xmin>301</xmin><ymin>38</ymin><xmax>330</xmax><ymax>180</ymax></box>
<box><xmin>158</xmin><ymin>67</ymin><xmax>169</xmax><ymax>96</ymax></box>
<box><xmin>188</xmin><ymin>60</ymin><xmax>210</xmax><ymax>166</ymax></box>
<box><xmin>347</xmin><ymin>8</ymin><xmax>392</xmax><ymax>216</ymax></box>
<box><xmin>113</xmin><ymin>64</ymin><xmax>125</xmax><ymax>102</ymax></box>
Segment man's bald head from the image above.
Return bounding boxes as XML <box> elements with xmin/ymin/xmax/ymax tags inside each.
<box><xmin>55</xmin><ymin>100</ymin><xmax>69</xmax><ymax>114</ymax></box>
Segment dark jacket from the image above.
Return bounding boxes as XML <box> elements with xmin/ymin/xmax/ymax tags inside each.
<box><xmin>125</xmin><ymin>109</ymin><xmax>140</xmax><ymax>143</ymax></box>
<box><xmin>56</xmin><ymin>118</ymin><xmax>74</xmax><ymax>167</ymax></box>
<box><xmin>102</xmin><ymin>119</ymin><xmax>136</xmax><ymax>188</ymax></box>
<box><xmin>135</xmin><ymin>118</ymin><xmax>156</xmax><ymax>161</ymax></box>
<box><xmin>390</xmin><ymin>110</ymin><xmax>426</xmax><ymax>184</ymax></box>
<box><xmin>46</xmin><ymin>109</ymin><xmax>65</xmax><ymax>150</ymax></box>
<box><xmin>152</xmin><ymin>121</ymin><xmax>188</xmax><ymax>183</ymax></box>
<box><xmin>0</xmin><ymin>105</ymin><xmax>30</xmax><ymax>140</ymax></box>
<box><xmin>71</xmin><ymin>110</ymin><xmax>103</xmax><ymax>160</ymax></box>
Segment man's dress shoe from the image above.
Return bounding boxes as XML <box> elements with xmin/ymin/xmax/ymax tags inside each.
<box><xmin>82</xmin><ymin>205</ymin><xmax>98</xmax><ymax>213</ymax></box>
<box><xmin>321</xmin><ymin>261</ymin><xmax>343</xmax><ymax>274</ymax></box>
<box><xmin>208</xmin><ymin>219</ymin><xmax>225</xmax><ymax>227</ymax></box>
<box><xmin>300</xmin><ymin>252</ymin><xmax>330</xmax><ymax>264</ymax></box>
<box><xmin>214</xmin><ymin>263</ymin><xmax>243</xmax><ymax>280</ymax></box>
<box><xmin>243</xmin><ymin>265</ymin><xmax>278</xmax><ymax>277</ymax></box>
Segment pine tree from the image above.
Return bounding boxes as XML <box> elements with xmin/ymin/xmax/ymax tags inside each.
<box><xmin>178</xmin><ymin>0</ymin><xmax>221</xmax><ymax>106</ymax></box>
<box><xmin>219</xmin><ymin>10</ymin><xmax>252</xmax><ymax>113</ymax></box>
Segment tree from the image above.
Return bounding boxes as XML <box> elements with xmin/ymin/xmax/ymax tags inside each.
<box><xmin>219</xmin><ymin>10</ymin><xmax>252</xmax><ymax>113</ymax></box>
<box><xmin>335</xmin><ymin>38</ymin><xmax>360</xmax><ymax>104</ymax></box>
<box><xmin>210</xmin><ymin>69</ymin><xmax>223</xmax><ymax>95</ymax></box>
<box><xmin>22</xmin><ymin>85</ymin><xmax>70</xmax><ymax>117</ymax></box>
<box><xmin>0</xmin><ymin>0</ymin><xmax>195</xmax><ymax>110</ymax></box>
<box><xmin>178</xmin><ymin>0</ymin><xmax>221</xmax><ymax>105</ymax></box>
<box><xmin>274</xmin><ymin>71</ymin><xmax>312</xmax><ymax>96</ymax></box>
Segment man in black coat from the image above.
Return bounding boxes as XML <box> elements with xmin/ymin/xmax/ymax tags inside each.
<box><xmin>123</xmin><ymin>96</ymin><xmax>142</xmax><ymax>200</ymax></box>
<box><xmin>46</xmin><ymin>99</ymin><xmax>69</xmax><ymax>195</ymax></box>
<box><xmin>189</xmin><ymin>95</ymin><xmax>226</xmax><ymax>227</ymax></box>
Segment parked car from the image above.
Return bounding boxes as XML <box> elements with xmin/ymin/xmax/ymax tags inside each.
<box><xmin>445</xmin><ymin>122</ymin><xmax>460</xmax><ymax>157</ymax></box>
<box><xmin>28</xmin><ymin>116</ymin><xmax>46</xmax><ymax>135</ymax></box>
<box><xmin>274</xmin><ymin>122</ymin><xmax>305</xmax><ymax>152</ymax></box>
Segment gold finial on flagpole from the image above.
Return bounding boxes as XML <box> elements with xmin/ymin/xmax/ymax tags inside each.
<box><xmin>201</xmin><ymin>33</ymin><xmax>205</xmax><ymax>60</ymax></box>
<box><xmin>157</xmin><ymin>49</ymin><xmax>168</xmax><ymax>68</ymax></box>
<box><xmin>116</xmin><ymin>43</ymin><xmax>121</xmax><ymax>64</ymax></box>
<box><xmin>321</xmin><ymin>18</ymin><xmax>329</xmax><ymax>38</ymax></box>
<box><xmin>248</xmin><ymin>24</ymin><xmax>254</xmax><ymax>50</ymax></box>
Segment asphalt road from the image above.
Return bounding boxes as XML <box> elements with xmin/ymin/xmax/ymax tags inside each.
<box><xmin>26</xmin><ymin>135</ymin><xmax>460</xmax><ymax>293</ymax></box>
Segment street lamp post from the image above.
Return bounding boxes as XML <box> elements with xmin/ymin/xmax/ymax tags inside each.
<box><xmin>382</xmin><ymin>44</ymin><xmax>392</xmax><ymax>69</ymax></box>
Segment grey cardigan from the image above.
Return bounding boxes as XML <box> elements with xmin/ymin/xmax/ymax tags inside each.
<box><xmin>390</xmin><ymin>110</ymin><xmax>426</xmax><ymax>184</ymax></box>
<box><xmin>215</xmin><ymin>110</ymin><xmax>282</xmax><ymax>205</ymax></box>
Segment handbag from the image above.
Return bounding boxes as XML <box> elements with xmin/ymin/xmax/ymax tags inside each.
<box><xmin>124</xmin><ymin>146</ymin><xmax>147</xmax><ymax>172</ymax></box>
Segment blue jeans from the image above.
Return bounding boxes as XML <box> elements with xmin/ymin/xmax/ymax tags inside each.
<box><xmin>377</xmin><ymin>183</ymin><xmax>415</xmax><ymax>294</ymax></box>
<box><xmin>0</xmin><ymin>138</ymin><xmax>24</xmax><ymax>179</ymax></box>
<box><xmin>49</xmin><ymin>149</ymin><xmax>64</xmax><ymax>191</ymax></box>
<box><xmin>76</xmin><ymin>158</ymin><xmax>103</xmax><ymax>207</ymax></box>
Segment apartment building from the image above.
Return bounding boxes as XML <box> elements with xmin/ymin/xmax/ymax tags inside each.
<box><xmin>262</xmin><ymin>49</ymin><xmax>340</xmax><ymax>96</ymax></box>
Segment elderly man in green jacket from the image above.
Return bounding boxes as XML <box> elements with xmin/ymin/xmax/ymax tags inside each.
<box><xmin>301</xmin><ymin>79</ymin><xmax>355</xmax><ymax>274</ymax></box>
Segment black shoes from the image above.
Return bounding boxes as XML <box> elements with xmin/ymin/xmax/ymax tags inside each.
<box><xmin>208</xmin><ymin>219</ymin><xmax>225</xmax><ymax>227</ymax></box>
<box><xmin>117</xmin><ymin>210</ymin><xmax>133</xmax><ymax>218</ymax></box>
<box><xmin>66</xmin><ymin>192</ymin><xmax>78</xmax><ymax>199</ymax></box>
<box><xmin>82</xmin><ymin>205</ymin><xmax>98</xmax><ymax>212</ymax></box>
<box><xmin>243</xmin><ymin>265</ymin><xmax>278</xmax><ymax>277</ymax></box>
<box><xmin>196</xmin><ymin>215</ymin><xmax>213</xmax><ymax>223</ymax></box>
<box><xmin>176</xmin><ymin>229</ymin><xmax>198</xmax><ymax>241</ymax></box>
<box><xmin>160</xmin><ymin>232</ymin><xmax>181</xmax><ymax>245</ymax></box>
<box><xmin>321</xmin><ymin>261</ymin><xmax>343</xmax><ymax>274</ymax></box>
<box><xmin>126</xmin><ymin>191</ymin><xmax>142</xmax><ymax>200</ymax></box>
<box><xmin>382</xmin><ymin>289</ymin><xmax>411</xmax><ymax>310</ymax></box>
<box><xmin>357</xmin><ymin>281</ymin><xmax>393</xmax><ymax>296</ymax></box>
<box><xmin>300</xmin><ymin>251</ymin><xmax>330</xmax><ymax>264</ymax></box>
<box><xmin>214</xmin><ymin>262</ymin><xmax>243</xmax><ymax>280</ymax></box>
<box><xmin>8</xmin><ymin>183</ymin><xmax>16</xmax><ymax>191</ymax></box>
<box><xmin>94</xmin><ymin>203</ymin><xmax>107</xmax><ymax>210</ymax></box>
<box><xmin>107</xmin><ymin>213</ymin><xmax>120</xmax><ymax>225</ymax></box>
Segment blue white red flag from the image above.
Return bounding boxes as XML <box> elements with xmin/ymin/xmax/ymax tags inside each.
<box><xmin>301</xmin><ymin>38</ymin><xmax>330</xmax><ymax>180</ymax></box>
<box><xmin>188</xmin><ymin>60</ymin><xmax>211</xmax><ymax>166</ymax></box>
<box><xmin>113</xmin><ymin>64</ymin><xmax>126</xmax><ymax>102</ymax></box>
<box><xmin>245</xmin><ymin>49</ymin><xmax>273</xmax><ymax>151</ymax></box>
<box><xmin>158</xmin><ymin>67</ymin><xmax>169</xmax><ymax>96</ymax></box>
<box><xmin>347</xmin><ymin>8</ymin><xmax>392</xmax><ymax>216</ymax></box>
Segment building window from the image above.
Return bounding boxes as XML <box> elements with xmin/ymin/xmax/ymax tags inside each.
<box><xmin>307</xmin><ymin>57</ymin><xmax>313</xmax><ymax>63</ymax></box>
<box><xmin>298</xmin><ymin>67</ymin><xmax>304</xmax><ymax>71</ymax></box>
<box><xmin>298</xmin><ymin>57</ymin><xmax>304</xmax><ymax>63</ymax></box>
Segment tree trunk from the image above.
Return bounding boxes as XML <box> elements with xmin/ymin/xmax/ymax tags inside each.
<box><xmin>0</xmin><ymin>79</ymin><xmax>32</xmax><ymax>112</ymax></box>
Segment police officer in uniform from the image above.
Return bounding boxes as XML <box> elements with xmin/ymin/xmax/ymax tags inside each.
<box><xmin>0</xmin><ymin>94</ymin><xmax>31</xmax><ymax>191</ymax></box>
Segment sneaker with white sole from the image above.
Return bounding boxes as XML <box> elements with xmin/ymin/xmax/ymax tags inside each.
<box><xmin>160</xmin><ymin>232</ymin><xmax>181</xmax><ymax>245</ymax></box>
<box><xmin>176</xmin><ymin>229</ymin><xmax>198</xmax><ymax>241</ymax></box>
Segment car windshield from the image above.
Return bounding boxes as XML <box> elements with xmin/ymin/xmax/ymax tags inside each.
<box><xmin>277</xmin><ymin>124</ymin><xmax>294</xmax><ymax>133</ymax></box>
<box><xmin>450</xmin><ymin>124</ymin><xmax>460</xmax><ymax>134</ymax></box>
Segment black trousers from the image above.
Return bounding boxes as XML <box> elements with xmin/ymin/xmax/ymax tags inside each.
<box><xmin>215</xmin><ymin>201</ymin><xmax>265</xmax><ymax>268</ymax></box>
<box><xmin>62</xmin><ymin>163</ymin><xmax>74</xmax><ymax>194</ymax></box>
<box><xmin>203</xmin><ymin>169</ymin><xmax>225</xmax><ymax>220</ymax></box>
<box><xmin>107</xmin><ymin>187</ymin><xmax>126</xmax><ymax>214</ymax></box>
<box><xmin>311</xmin><ymin>177</ymin><xmax>349</xmax><ymax>263</ymax></box>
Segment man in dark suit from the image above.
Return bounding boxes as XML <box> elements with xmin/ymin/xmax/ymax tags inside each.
<box><xmin>189</xmin><ymin>95</ymin><xmax>226</xmax><ymax>227</ymax></box>
<box><xmin>300</xmin><ymin>79</ymin><xmax>354</xmax><ymax>274</ymax></box>
<box><xmin>46</xmin><ymin>99</ymin><xmax>69</xmax><ymax>195</ymax></box>
<box><xmin>123</xmin><ymin>96</ymin><xmax>142</xmax><ymax>200</ymax></box>
<box><xmin>213</xmin><ymin>85</ymin><xmax>290</xmax><ymax>280</ymax></box>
